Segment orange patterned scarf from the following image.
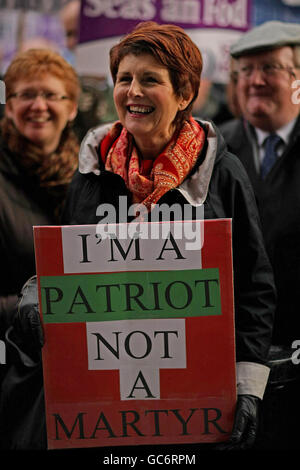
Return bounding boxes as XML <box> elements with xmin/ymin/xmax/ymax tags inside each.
<box><xmin>101</xmin><ymin>117</ymin><xmax>206</xmax><ymax>211</ymax></box>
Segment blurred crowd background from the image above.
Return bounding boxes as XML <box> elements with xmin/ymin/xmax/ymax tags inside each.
<box><xmin>0</xmin><ymin>0</ymin><xmax>118</xmax><ymax>140</ymax></box>
<box><xmin>1</xmin><ymin>0</ymin><xmax>299</xmax><ymax>142</ymax></box>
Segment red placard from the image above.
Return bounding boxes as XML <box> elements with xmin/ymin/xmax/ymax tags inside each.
<box><xmin>34</xmin><ymin>219</ymin><xmax>236</xmax><ymax>450</ymax></box>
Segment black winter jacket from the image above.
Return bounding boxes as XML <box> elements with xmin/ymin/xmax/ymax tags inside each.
<box><xmin>62</xmin><ymin>121</ymin><xmax>276</xmax><ymax>379</ymax></box>
<box><xmin>0</xmin><ymin>138</ymin><xmax>55</xmax><ymax>450</ymax></box>
<box><xmin>0</xmin><ymin>139</ymin><xmax>56</xmax><ymax>332</ymax></box>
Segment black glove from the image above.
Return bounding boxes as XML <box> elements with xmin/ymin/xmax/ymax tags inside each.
<box><xmin>13</xmin><ymin>275</ymin><xmax>44</xmax><ymax>351</ymax></box>
<box><xmin>215</xmin><ymin>394</ymin><xmax>260</xmax><ymax>450</ymax></box>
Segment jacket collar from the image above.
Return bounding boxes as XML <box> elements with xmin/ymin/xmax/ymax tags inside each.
<box><xmin>78</xmin><ymin>122</ymin><xmax>112</xmax><ymax>176</ymax></box>
<box><xmin>177</xmin><ymin>120</ymin><xmax>219</xmax><ymax>206</ymax></box>
<box><xmin>78</xmin><ymin>120</ymin><xmax>225</xmax><ymax>206</ymax></box>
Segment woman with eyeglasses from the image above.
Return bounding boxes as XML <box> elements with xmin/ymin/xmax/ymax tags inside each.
<box><xmin>0</xmin><ymin>49</ymin><xmax>80</xmax><ymax>449</ymax></box>
<box><xmin>0</xmin><ymin>49</ymin><xmax>79</xmax><ymax>322</ymax></box>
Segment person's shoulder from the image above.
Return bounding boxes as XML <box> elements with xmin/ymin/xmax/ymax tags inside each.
<box><xmin>69</xmin><ymin>168</ymin><xmax>98</xmax><ymax>187</ymax></box>
<box><xmin>196</xmin><ymin>118</ymin><xmax>247</xmax><ymax>180</ymax></box>
<box><xmin>219</xmin><ymin>117</ymin><xmax>243</xmax><ymax>137</ymax></box>
<box><xmin>216</xmin><ymin>146</ymin><xmax>244</xmax><ymax>170</ymax></box>
<box><xmin>80</xmin><ymin>121</ymin><xmax>116</xmax><ymax>148</ymax></box>
<box><xmin>214</xmin><ymin>146</ymin><xmax>253</xmax><ymax>189</ymax></box>
<box><xmin>0</xmin><ymin>141</ymin><xmax>16</xmax><ymax>175</ymax></box>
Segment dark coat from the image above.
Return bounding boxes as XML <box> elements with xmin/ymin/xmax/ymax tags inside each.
<box><xmin>62</xmin><ymin>120</ymin><xmax>276</xmax><ymax>367</ymax></box>
<box><xmin>0</xmin><ymin>139</ymin><xmax>56</xmax><ymax>450</ymax></box>
<box><xmin>220</xmin><ymin>115</ymin><xmax>300</xmax><ymax>345</ymax></box>
<box><xmin>0</xmin><ymin>140</ymin><xmax>56</xmax><ymax>331</ymax></box>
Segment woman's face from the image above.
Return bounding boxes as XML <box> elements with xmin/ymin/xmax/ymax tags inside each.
<box><xmin>113</xmin><ymin>53</ymin><xmax>190</xmax><ymax>156</ymax></box>
<box><xmin>5</xmin><ymin>74</ymin><xmax>77</xmax><ymax>154</ymax></box>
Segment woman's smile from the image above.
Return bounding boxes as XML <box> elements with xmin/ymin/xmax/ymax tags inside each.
<box><xmin>127</xmin><ymin>104</ymin><xmax>155</xmax><ymax>116</ymax></box>
<box><xmin>26</xmin><ymin>115</ymin><xmax>51</xmax><ymax>123</ymax></box>
<box><xmin>6</xmin><ymin>75</ymin><xmax>77</xmax><ymax>154</ymax></box>
<box><xmin>114</xmin><ymin>53</ymin><xmax>186</xmax><ymax>158</ymax></box>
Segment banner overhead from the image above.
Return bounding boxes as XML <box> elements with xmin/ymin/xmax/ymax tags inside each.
<box><xmin>76</xmin><ymin>0</ymin><xmax>251</xmax><ymax>82</ymax></box>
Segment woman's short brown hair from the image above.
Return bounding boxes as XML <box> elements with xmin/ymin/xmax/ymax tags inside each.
<box><xmin>4</xmin><ymin>48</ymin><xmax>80</xmax><ymax>102</ymax></box>
<box><xmin>110</xmin><ymin>21</ymin><xmax>203</xmax><ymax>128</ymax></box>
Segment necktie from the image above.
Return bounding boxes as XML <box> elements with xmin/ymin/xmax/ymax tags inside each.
<box><xmin>261</xmin><ymin>134</ymin><xmax>282</xmax><ymax>179</ymax></box>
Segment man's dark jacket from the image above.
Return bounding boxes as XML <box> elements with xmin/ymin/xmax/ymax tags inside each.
<box><xmin>220</xmin><ymin>115</ymin><xmax>300</xmax><ymax>345</ymax></box>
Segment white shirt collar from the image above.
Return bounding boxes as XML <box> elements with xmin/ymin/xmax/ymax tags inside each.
<box><xmin>254</xmin><ymin>118</ymin><xmax>297</xmax><ymax>148</ymax></box>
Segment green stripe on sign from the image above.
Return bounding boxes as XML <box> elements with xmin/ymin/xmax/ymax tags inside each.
<box><xmin>39</xmin><ymin>269</ymin><xmax>221</xmax><ymax>323</ymax></box>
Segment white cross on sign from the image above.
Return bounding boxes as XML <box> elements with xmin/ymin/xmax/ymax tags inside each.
<box><xmin>86</xmin><ymin>319</ymin><xmax>187</xmax><ymax>400</ymax></box>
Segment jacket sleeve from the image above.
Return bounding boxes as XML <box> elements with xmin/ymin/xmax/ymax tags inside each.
<box><xmin>61</xmin><ymin>170</ymin><xmax>102</xmax><ymax>225</ymax></box>
<box><xmin>209</xmin><ymin>152</ymin><xmax>276</xmax><ymax>396</ymax></box>
<box><xmin>0</xmin><ymin>295</ymin><xmax>18</xmax><ymax>336</ymax></box>
<box><xmin>60</xmin><ymin>170</ymin><xmax>81</xmax><ymax>225</ymax></box>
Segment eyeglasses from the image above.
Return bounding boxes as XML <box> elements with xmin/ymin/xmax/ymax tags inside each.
<box><xmin>238</xmin><ymin>63</ymin><xmax>296</xmax><ymax>79</ymax></box>
<box><xmin>7</xmin><ymin>90</ymin><xmax>70</xmax><ymax>103</ymax></box>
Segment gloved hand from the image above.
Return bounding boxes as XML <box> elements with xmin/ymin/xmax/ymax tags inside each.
<box><xmin>215</xmin><ymin>394</ymin><xmax>260</xmax><ymax>450</ymax></box>
<box><xmin>13</xmin><ymin>275</ymin><xmax>44</xmax><ymax>351</ymax></box>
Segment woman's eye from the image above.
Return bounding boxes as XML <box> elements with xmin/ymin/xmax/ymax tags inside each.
<box><xmin>144</xmin><ymin>76</ymin><xmax>157</xmax><ymax>83</ymax></box>
<box><xmin>118</xmin><ymin>76</ymin><xmax>131</xmax><ymax>82</ymax></box>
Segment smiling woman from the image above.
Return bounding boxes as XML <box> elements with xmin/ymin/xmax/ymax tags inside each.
<box><xmin>61</xmin><ymin>21</ymin><xmax>276</xmax><ymax>451</ymax></box>
<box><xmin>0</xmin><ymin>49</ymin><xmax>81</xmax><ymax>449</ymax></box>
<box><xmin>6</xmin><ymin>77</ymin><xmax>77</xmax><ymax>155</ymax></box>
<box><xmin>113</xmin><ymin>53</ymin><xmax>191</xmax><ymax>160</ymax></box>
<box><xmin>0</xmin><ymin>50</ymin><xmax>81</xmax><ymax>432</ymax></box>
<box><xmin>4</xmin><ymin>50</ymin><xmax>79</xmax><ymax>156</ymax></box>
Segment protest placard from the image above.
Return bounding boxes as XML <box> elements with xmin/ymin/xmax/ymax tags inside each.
<box><xmin>34</xmin><ymin>219</ymin><xmax>236</xmax><ymax>449</ymax></box>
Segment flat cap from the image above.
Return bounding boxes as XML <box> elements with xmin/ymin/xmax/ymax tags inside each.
<box><xmin>230</xmin><ymin>20</ymin><xmax>300</xmax><ymax>58</ymax></box>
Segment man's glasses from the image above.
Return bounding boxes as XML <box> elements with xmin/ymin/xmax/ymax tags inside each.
<box><xmin>7</xmin><ymin>90</ymin><xmax>70</xmax><ymax>103</ymax></box>
<box><xmin>238</xmin><ymin>63</ymin><xmax>296</xmax><ymax>79</ymax></box>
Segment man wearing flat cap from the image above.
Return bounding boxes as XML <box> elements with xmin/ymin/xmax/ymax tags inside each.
<box><xmin>221</xmin><ymin>21</ymin><xmax>300</xmax><ymax>347</ymax></box>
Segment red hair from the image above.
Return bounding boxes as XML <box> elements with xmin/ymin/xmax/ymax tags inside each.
<box><xmin>4</xmin><ymin>48</ymin><xmax>80</xmax><ymax>102</ymax></box>
<box><xmin>110</xmin><ymin>21</ymin><xmax>203</xmax><ymax>128</ymax></box>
